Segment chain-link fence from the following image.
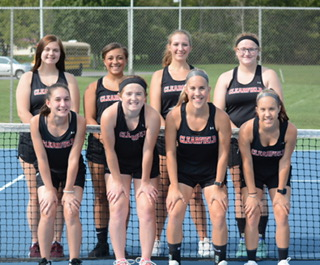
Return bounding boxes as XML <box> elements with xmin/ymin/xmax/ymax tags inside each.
<box><xmin>1</xmin><ymin>6</ymin><xmax>319</xmax><ymax>122</ymax></box>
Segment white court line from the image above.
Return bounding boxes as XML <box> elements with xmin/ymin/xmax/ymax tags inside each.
<box><xmin>0</xmin><ymin>174</ymin><xmax>25</xmax><ymax>192</ymax></box>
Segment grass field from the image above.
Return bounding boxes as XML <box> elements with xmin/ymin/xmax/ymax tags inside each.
<box><xmin>2</xmin><ymin>64</ymin><xmax>319</xmax><ymax>129</ymax></box>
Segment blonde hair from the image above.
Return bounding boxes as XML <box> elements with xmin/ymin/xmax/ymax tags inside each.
<box><xmin>162</xmin><ymin>29</ymin><xmax>192</xmax><ymax>67</ymax></box>
<box><xmin>176</xmin><ymin>69</ymin><xmax>209</xmax><ymax>107</ymax></box>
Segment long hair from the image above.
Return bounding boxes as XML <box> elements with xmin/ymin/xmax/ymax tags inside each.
<box><xmin>39</xmin><ymin>83</ymin><xmax>70</xmax><ymax>116</ymax></box>
<box><xmin>101</xmin><ymin>42</ymin><xmax>128</xmax><ymax>60</ymax></box>
<box><xmin>32</xmin><ymin>34</ymin><xmax>65</xmax><ymax>72</ymax></box>
<box><xmin>162</xmin><ymin>29</ymin><xmax>192</xmax><ymax>67</ymax></box>
<box><xmin>176</xmin><ymin>69</ymin><xmax>209</xmax><ymax>107</ymax></box>
<box><xmin>256</xmin><ymin>88</ymin><xmax>289</xmax><ymax>122</ymax></box>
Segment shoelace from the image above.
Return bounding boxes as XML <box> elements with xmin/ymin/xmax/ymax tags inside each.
<box><xmin>113</xmin><ymin>258</ymin><xmax>135</xmax><ymax>265</ymax></box>
<box><xmin>135</xmin><ymin>257</ymin><xmax>157</xmax><ymax>265</ymax></box>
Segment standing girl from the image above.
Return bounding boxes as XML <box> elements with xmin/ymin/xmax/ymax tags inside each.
<box><xmin>100</xmin><ymin>76</ymin><xmax>160</xmax><ymax>265</ymax></box>
<box><xmin>213</xmin><ymin>33</ymin><xmax>283</xmax><ymax>259</ymax></box>
<box><xmin>238</xmin><ymin>89</ymin><xmax>296</xmax><ymax>265</ymax></box>
<box><xmin>30</xmin><ymin>83</ymin><xmax>86</xmax><ymax>265</ymax></box>
<box><xmin>16</xmin><ymin>34</ymin><xmax>80</xmax><ymax>258</ymax></box>
<box><xmin>84</xmin><ymin>42</ymin><xmax>128</xmax><ymax>257</ymax></box>
<box><xmin>165</xmin><ymin>69</ymin><xmax>231</xmax><ymax>265</ymax></box>
<box><xmin>150</xmin><ymin>30</ymin><xmax>211</xmax><ymax>257</ymax></box>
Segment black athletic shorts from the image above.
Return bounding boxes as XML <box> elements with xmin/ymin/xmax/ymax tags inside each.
<box><xmin>228</xmin><ymin>137</ymin><xmax>241</xmax><ymax>168</ymax></box>
<box><xmin>18</xmin><ymin>132</ymin><xmax>37</xmax><ymax>164</ymax></box>
<box><xmin>241</xmin><ymin>166</ymin><xmax>292</xmax><ymax>190</ymax></box>
<box><xmin>178</xmin><ymin>173</ymin><xmax>227</xmax><ymax>189</ymax></box>
<box><xmin>36</xmin><ymin>165</ymin><xmax>86</xmax><ymax>189</ymax></box>
<box><xmin>86</xmin><ymin>133</ymin><xmax>107</xmax><ymax>165</ymax></box>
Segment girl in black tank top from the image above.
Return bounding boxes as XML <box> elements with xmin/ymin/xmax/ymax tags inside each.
<box><xmin>238</xmin><ymin>89</ymin><xmax>297</xmax><ymax>265</ymax></box>
<box><xmin>100</xmin><ymin>76</ymin><xmax>160</xmax><ymax>265</ymax></box>
<box><xmin>165</xmin><ymin>69</ymin><xmax>231</xmax><ymax>265</ymax></box>
<box><xmin>30</xmin><ymin>83</ymin><xmax>86</xmax><ymax>265</ymax></box>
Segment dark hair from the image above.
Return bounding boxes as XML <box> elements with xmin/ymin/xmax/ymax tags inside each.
<box><xmin>256</xmin><ymin>88</ymin><xmax>289</xmax><ymax>122</ymax></box>
<box><xmin>32</xmin><ymin>34</ymin><xmax>65</xmax><ymax>72</ymax></box>
<box><xmin>162</xmin><ymin>29</ymin><xmax>192</xmax><ymax>67</ymax></box>
<box><xmin>101</xmin><ymin>42</ymin><xmax>128</xmax><ymax>60</ymax></box>
<box><xmin>176</xmin><ymin>69</ymin><xmax>209</xmax><ymax>107</ymax></box>
<box><xmin>119</xmin><ymin>75</ymin><xmax>148</xmax><ymax>95</ymax></box>
<box><xmin>39</xmin><ymin>83</ymin><xmax>70</xmax><ymax>116</ymax></box>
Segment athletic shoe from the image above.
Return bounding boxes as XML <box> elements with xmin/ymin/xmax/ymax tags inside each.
<box><xmin>113</xmin><ymin>258</ymin><xmax>135</xmax><ymax>265</ymax></box>
<box><xmin>244</xmin><ymin>261</ymin><xmax>258</xmax><ymax>265</ymax></box>
<box><xmin>135</xmin><ymin>257</ymin><xmax>157</xmax><ymax>265</ymax></box>
<box><xmin>278</xmin><ymin>257</ymin><xmax>291</xmax><ymax>265</ymax></box>
<box><xmin>236</xmin><ymin>237</ymin><xmax>247</xmax><ymax>258</ymax></box>
<box><xmin>69</xmin><ymin>258</ymin><xmax>82</xmax><ymax>265</ymax></box>
<box><xmin>29</xmin><ymin>242</ymin><xmax>41</xmax><ymax>258</ymax></box>
<box><xmin>50</xmin><ymin>241</ymin><xmax>64</xmax><ymax>257</ymax></box>
<box><xmin>38</xmin><ymin>258</ymin><xmax>52</xmax><ymax>265</ymax></box>
<box><xmin>198</xmin><ymin>237</ymin><xmax>214</xmax><ymax>257</ymax></box>
<box><xmin>168</xmin><ymin>261</ymin><xmax>179</xmax><ymax>265</ymax></box>
<box><xmin>88</xmin><ymin>242</ymin><xmax>110</xmax><ymax>257</ymax></box>
<box><xmin>152</xmin><ymin>240</ymin><xmax>162</xmax><ymax>256</ymax></box>
<box><xmin>218</xmin><ymin>261</ymin><xmax>228</xmax><ymax>265</ymax></box>
<box><xmin>256</xmin><ymin>238</ymin><xmax>268</xmax><ymax>259</ymax></box>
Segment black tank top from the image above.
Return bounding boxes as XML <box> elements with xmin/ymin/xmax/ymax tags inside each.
<box><xmin>177</xmin><ymin>102</ymin><xmax>219</xmax><ymax>176</ymax></box>
<box><xmin>38</xmin><ymin>111</ymin><xmax>85</xmax><ymax>174</ymax></box>
<box><xmin>114</xmin><ymin>102</ymin><xmax>146</xmax><ymax>172</ymax></box>
<box><xmin>95</xmin><ymin>77</ymin><xmax>119</xmax><ymax>124</ymax></box>
<box><xmin>30</xmin><ymin>70</ymin><xmax>68</xmax><ymax>116</ymax></box>
<box><xmin>250</xmin><ymin>117</ymin><xmax>289</xmax><ymax>179</ymax></box>
<box><xmin>225</xmin><ymin>65</ymin><xmax>265</xmax><ymax>128</ymax></box>
<box><xmin>160</xmin><ymin>65</ymin><xmax>194</xmax><ymax>119</ymax></box>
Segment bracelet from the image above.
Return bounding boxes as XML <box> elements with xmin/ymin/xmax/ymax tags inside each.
<box><xmin>63</xmin><ymin>190</ymin><xmax>75</xmax><ymax>194</ymax></box>
<box><xmin>248</xmin><ymin>194</ymin><xmax>257</xmax><ymax>198</ymax></box>
<box><xmin>248</xmin><ymin>192</ymin><xmax>257</xmax><ymax>195</ymax></box>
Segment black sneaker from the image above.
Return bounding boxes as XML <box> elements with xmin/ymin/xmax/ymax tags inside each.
<box><xmin>69</xmin><ymin>258</ymin><xmax>82</xmax><ymax>265</ymax></box>
<box><xmin>38</xmin><ymin>258</ymin><xmax>52</xmax><ymax>265</ymax></box>
<box><xmin>88</xmin><ymin>242</ymin><xmax>109</xmax><ymax>257</ymax></box>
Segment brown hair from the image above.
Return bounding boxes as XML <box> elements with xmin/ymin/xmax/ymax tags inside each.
<box><xmin>101</xmin><ymin>42</ymin><xmax>128</xmax><ymax>60</ymax></box>
<box><xmin>176</xmin><ymin>69</ymin><xmax>209</xmax><ymax>107</ymax></box>
<box><xmin>39</xmin><ymin>83</ymin><xmax>70</xmax><ymax>116</ymax></box>
<box><xmin>256</xmin><ymin>88</ymin><xmax>289</xmax><ymax>122</ymax></box>
<box><xmin>234</xmin><ymin>32</ymin><xmax>260</xmax><ymax>61</ymax></box>
<box><xmin>32</xmin><ymin>34</ymin><xmax>65</xmax><ymax>72</ymax></box>
<box><xmin>162</xmin><ymin>29</ymin><xmax>192</xmax><ymax>67</ymax></box>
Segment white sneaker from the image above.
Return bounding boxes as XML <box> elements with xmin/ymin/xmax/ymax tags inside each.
<box><xmin>152</xmin><ymin>240</ymin><xmax>162</xmax><ymax>256</ymax></box>
<box><xmin>113</xmin><ymin>259</ymin><xmax>135</xmax><ymax>265</ymax></box>
<box><xmin>244</xmin><ymin>261</ymin><xmax>258</xmax><ymax>265</ymax></box>
<box><xmin>168</xmin><ymin>261</ymin><xmax>179</xmax><ymax>265</ymax></box>
<box><xmin>218</xmin><ymin>261</ymin><xmax>228</xmax><ymax>265</ymax></box>
<box><xmin>278</xmin><ymin>257</ymin><xmax>291</xmax><ymax>265</ymax></box>
<box><xmin>135</xmin><ymin>257</ymin><xmax>157</xmax><ymax>265</ymax></box>
<box><xmin>198</xmin><ymin>237</ymin><xmax>214</xmax><ymax>257</ymax></box>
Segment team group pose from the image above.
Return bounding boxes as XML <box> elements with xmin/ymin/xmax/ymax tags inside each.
<box><xmin>16</xmin><ymin>34</ymin><xmax>80</xmax><ymax>258</ymax></box>
<box><xmin>239</xmin><ymin>89</ymin><xmax>296</xmax><ymax>265</ymax></box>
<box><xmin>213</xmin><ymin>33</ymin><xmax>284</xmax><ymax>259</ymax></box>
<box><xmin>15</xmin><ymin>30</ymin><xmax>297</xmax><ymax>265</ymax></box>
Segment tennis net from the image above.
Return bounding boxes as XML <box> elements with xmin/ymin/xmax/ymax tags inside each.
<box><xmin>0</xmin><ymin>124</ymin><xmax>319</xmax><ymax>261</ymax></box>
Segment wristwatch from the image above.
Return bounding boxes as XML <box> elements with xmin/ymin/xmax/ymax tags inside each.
<box><xmin>277</xmin><ymin>188</ymin><xmax>287</xmax><ymax>195</ymax></box>
<box><xmin>214</xmin><ymin>181</ymin><xmax>223</xmax><ymax>187</ymax></box>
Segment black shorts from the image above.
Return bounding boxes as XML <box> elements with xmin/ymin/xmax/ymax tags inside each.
<box><xmin>228</xmin><ymin>137</ymin><xmax>241</xmax><ymax>168</ymax></box>
<box><xmin>18</xmin><ymin>132</ymin><xmax>37</xmax><ymax>164</ymax></box>
<box><xmin>156</xmin><ymin>135</ymin><xmax>166</xmax><ymax>156</ymax></box>
<box><xmin>86</xmin><ymin>133</ymin><xmax>107</xmax><ymax>165</ymax></box>
<box><xmin>36</xmin><ymin>165</ymin><xmax>86</xmax><ymax>190</ymax></box>
<box><xmin>104</xmin><ymin>153</ymin><xmax>160</xmax><ymax>179</ymax></box>
<box><xmin>241</xmin><ymin>166</ymin><xmax>292</xmax><ymax>190</ymax></box>
<box><xmin>178</xmin><ymin>173</ymin><xmax>227</xmax><ymax>189</ymax></box>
